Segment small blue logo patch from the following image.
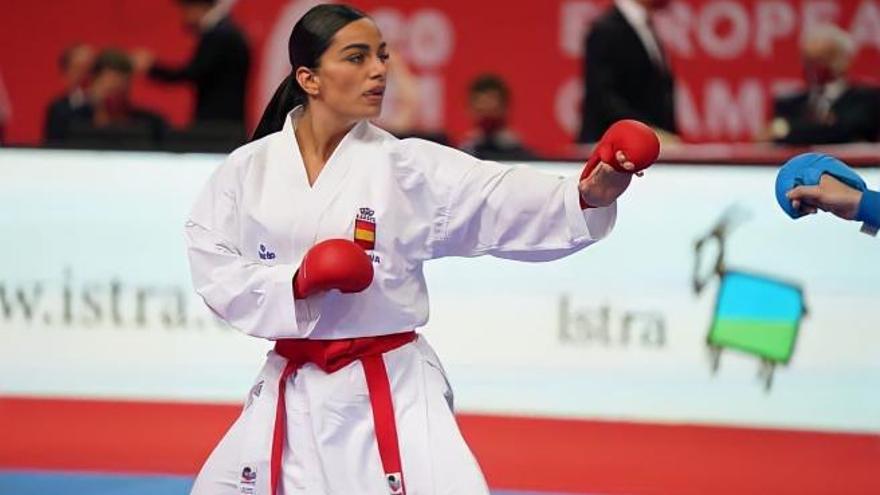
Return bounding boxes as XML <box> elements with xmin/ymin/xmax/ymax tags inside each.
<box><xmin>259</xmin><ymin>244</ymin><xmax>276</xmax><ymax>260</ymax></box>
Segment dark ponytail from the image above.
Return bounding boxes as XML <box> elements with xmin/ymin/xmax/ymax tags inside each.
<box><xmin>251</xmin><ymin>4</ymin><xmax>367</xmax><ymax>141</ymax></box>
<box><xmin>252</xmin><ymin>74</ymin><xmax>305</xmax><ymax>142</ymax></box>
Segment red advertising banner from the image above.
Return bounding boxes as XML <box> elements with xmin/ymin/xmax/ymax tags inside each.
<box><xmin>1</xmin><ymin>0</ymin><xmax>879</xmax><ymax>155</ymax></box>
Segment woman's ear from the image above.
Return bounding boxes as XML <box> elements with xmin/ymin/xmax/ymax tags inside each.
<box><xmin>295</xmin><ymin>66</ymin><xmax>320</xmax><ymax>97</ymax></box>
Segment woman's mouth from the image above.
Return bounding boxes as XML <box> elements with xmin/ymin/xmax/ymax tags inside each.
<box><xmin>364</xmin><ymin>87</ymin><xmax>385</xmax><ymax>102</ymax></box>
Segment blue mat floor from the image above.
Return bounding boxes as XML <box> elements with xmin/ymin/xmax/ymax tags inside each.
<box><xmin>0</xmin><ymin>470</ymin><xmax>592</xmax><ymax>495</ymax></box>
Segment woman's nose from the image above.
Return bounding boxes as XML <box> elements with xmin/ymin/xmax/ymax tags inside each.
<box><xmin>370</xmin><ymin>56</ymin><xmax>387</xmax><ymax>78</ymax></box>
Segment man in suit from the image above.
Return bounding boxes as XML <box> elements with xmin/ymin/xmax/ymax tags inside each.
<box><xmin>578</xmin><ymin>0</ymin><xmax>677</xmax><ymax>144</ymax></box>
<box><xmin>0</xmin><ymin>71</ymin><xmax>10</xmax><ymax>145</ymax></box>
<box><xmin>132</xmin><ymin>0</ymin><xmax>250</xmax><ymax>129</ymax></box>
<box><xmin>44</xmin><ymin>43</ymin><xmax>96</xmax><ymax>143</ymax></box>
<box><xmin>769</xmin><ymin>24</ymin><xmax>880</xmax><ymax>145</ymax></box>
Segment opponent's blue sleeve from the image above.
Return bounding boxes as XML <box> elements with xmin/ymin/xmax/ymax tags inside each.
<box><xmin>857</xmin><ymin>189</ymin><xmax>880</xmax><ymax>229</ymax></box>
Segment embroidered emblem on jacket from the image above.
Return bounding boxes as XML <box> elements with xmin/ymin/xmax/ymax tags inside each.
<box><xmin>258</xmin><ymin>244</ymin><xmax>276</xmax><ymax>260</ymax></box>
<box><xmin>241</xmin><ymin>466</ymin><xmax>257</xmax><ymax>484</ymax></box>
<box><xmin>354</xmin><ymin>207</ymin><xmax>377</xmax><ymax>250</ymax></box>
<box><xmin>239</xmin><ymin>465</ymin><xmax>257</xmax><ymax>494</ymax></box>
<box><xmin>386</xmin><ymin>472</ymin><xmax>403</xmax><ymax>494</ymax></box>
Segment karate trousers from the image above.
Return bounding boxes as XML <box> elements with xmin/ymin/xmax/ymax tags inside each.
<box><xmin>190</xmin><ymin>333</ymin><xmax>490</xmax><ymax>495</ymax></box>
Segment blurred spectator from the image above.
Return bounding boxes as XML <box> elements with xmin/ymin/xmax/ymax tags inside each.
<box><xmin>44</xmin><ymin>43</ymin><xmax>95</xmax><ymax>143</ymax></box>
<box><xmin>375</xmin><ymin>48</ymin><xmax>420</xmax><ymax>137</ymax></box>
<box><xmin>0</xmin><ymin>71</ymin><xmax>10</xmax><ymax>145</ymax></box>
<box><xmin>66</xmin><ymin>49</ymin><xmax>167</xmax><ymax>148</ymax></box>
<box><xmin>578</xmin><ymin>0</ymin><xmax>677</xmax><ymax>144</ymax></box>
<box><xmin>132</xmin><ymin>0</ymin><xmax>250</xmax><ymax>130</ymax></box>
<box><xmin>768</xmin><ymin>24</ymin><xmax>880</xmax><ymax>145</ymax></box>
<box><xmin>376</xmin><ymin>49</ymin><xmax>449</xmax><ymax>145</ymax></box>
<box><xmin>459</xmin><ymin>74</ymin><xmax>536</xmax><ymax>160</ymax></box>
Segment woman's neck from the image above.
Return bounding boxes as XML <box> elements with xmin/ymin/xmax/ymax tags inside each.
<box><xmin>295</xmin><ymin>105</ymin><xmax>358</xmax><ymax>163</ymax></box>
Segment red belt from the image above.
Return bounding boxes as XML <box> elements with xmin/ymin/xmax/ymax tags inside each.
<box><xmin>271</xmin><ymin>331</ymin><xmax>416</xmax><ymax>495</ymax></box>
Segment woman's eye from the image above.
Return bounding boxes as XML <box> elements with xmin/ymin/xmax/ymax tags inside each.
<box><xmin>379</xmin><ymin>53</ymin><xmax>390</xmax><ymax>63</ymax></box>
<box><xmin>348</xmin><ymin>54</ymin><xmax>365</xmax><ymax>63</ymax></box>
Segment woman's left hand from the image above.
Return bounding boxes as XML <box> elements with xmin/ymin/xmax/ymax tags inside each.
<box><xmin>578</xmin><ymin>150</ymin><xmax>638</xmax><ymax>207</ymax></box>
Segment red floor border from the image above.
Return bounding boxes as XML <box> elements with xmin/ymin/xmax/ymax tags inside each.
<box><xmin>1</xmin><ymin>396</ymin><xmax>878</xmax><ymax>494</ymax></box>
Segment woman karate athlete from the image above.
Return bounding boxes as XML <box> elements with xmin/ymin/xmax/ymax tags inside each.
<box><xmin>185</xmin><ymin>4</ymin><xmax>658</xmax><ymax>495</ymax></box>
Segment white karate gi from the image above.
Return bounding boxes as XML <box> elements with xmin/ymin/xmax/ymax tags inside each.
<box><xmin>185</xmin><ymin>107</ymin><xmax>616</xmax><ymax>495</ymax></box>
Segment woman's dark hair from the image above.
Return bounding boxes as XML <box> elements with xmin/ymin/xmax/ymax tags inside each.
<box><xmin>251</xmin><ymin>4</ymin><xmax>367</xmax><ymax>141</ymax></box>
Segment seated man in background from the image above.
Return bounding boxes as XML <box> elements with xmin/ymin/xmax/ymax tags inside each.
<box><xmin>769</xmin><ymin>24</ymin><xmax>880</xmax><ymax>145</ymax></box>
<box><xmin>459</xmin><ymin>74</ymin><xmax>536</xmax><ymax>160</ymax></box>
<box><xmin>44</xmin><ymin>43</ymin><xmax>95</xmax><ymax>144</ymax></box>
<box><xmin>0</xmin><ymin>72</ymin><xmax>9</xmax><ymax>145</ymax></box>
<box><xmin>67</xmin><ymin>49</ymin><xmax>167</xmax><ymax>148</ymax></box>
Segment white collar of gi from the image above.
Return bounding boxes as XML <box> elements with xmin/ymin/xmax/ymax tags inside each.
<box><xmin>616</xmin><ymin>0</ymin><xmax>650</xmax><ymax>29</ymax></box>
<box><xmin>278</xmin><ymin>105</ymin><xmax>369</xmax><ymax>196</ymax></box>
<box><xmin>283</xmin><ymin>105</ymin><xmax>369</xmax><ymax>142</ymax></box>
<box><xmin>284</xmin><ymin>105</ymin><xmax>304</xmax><ymax>135</ymax></box>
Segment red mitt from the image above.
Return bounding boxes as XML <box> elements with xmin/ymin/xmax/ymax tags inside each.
<box><xmin>293</xmin><ymin>239</ymin><xmax>373</xmax><ymax>299</ymax></box>
<box><xmin>579</xmin><ymin>119</ymin><xmax>660</xmax><ymax>208</ymax></box>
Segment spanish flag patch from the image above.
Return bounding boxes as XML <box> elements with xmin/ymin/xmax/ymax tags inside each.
<box><xmin>354</xmin><ymin>207</ymin><xmax>377</xmax><ymax>250</ymax></box>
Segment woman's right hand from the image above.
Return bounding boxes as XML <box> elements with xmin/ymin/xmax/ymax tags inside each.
<box><xmin>577</xmin><ymin>120</ymin><xmax>660</xmax><ymax>208</ymax></box>
<box><xmin>578</xmin><ymin>151</ymin><xmax>636</xmax><ymax>207</ymax></box>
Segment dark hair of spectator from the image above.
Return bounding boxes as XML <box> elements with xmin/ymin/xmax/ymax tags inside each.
<box><xmin>58</xmin><ymin>43</ymin><xmax>87</xmax><ymax>71</ymax></box>
<box><xmin>91</xmin><ymin>49</ymin><xmax>134</xmax><ymax>76</ymax></box>
<box><xmin>176</xmin><ymin>0</ymin><xmax>218</xmax><ymax>6</ymax></box>
<box><xmin>251</xmin><ymin>3</ymin><xmax>367</xmax><ymax>141</ymax></box>
<box><xmin>469</xmin><ymin>74</ymin><xmax>510</xmax><ymax>105</ymax></box>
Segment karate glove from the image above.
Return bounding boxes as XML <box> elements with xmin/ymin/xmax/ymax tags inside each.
<box><xmin>293</xmin><ymin>239</ymin><xmax>373</xmax><ymax>299</ymax></box>
<box><xmin>579</xmin><ymin>119</ymin><xmax>660</xmax><ymax>208</ymax></box>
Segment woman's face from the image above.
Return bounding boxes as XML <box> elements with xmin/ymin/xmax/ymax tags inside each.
<box><xmin>311</xmin><ymin>18</ymin><xmax>389</xmax><ymax>121</ymax></box>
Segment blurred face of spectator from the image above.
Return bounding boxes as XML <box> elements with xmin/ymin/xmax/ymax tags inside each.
<box><xmin>802</xmin><ymin>36</ymin><xmax>849</xmax><ymax>87</ymax></box>
<box><xmin>91</xmin><ymin>69</ymin><xmax>132</xmax><ymax>117</ymax></box>
<box><xmin>63</xmin><ymin>44</ymin><xmax>96</xmax><ymax>88</ymax></box>
<box><xmin>469</xmin><ymin>89</ymin><xmax>508</xmax><ymax>135</ymax></box>
<box><xmin>306</xmin><ymin>18</ymin><xmax>388</xmax><ymax>121</ymax></box>
<box><xmin>638</xmin><ymin>0</ymin><xmax>671</xmax><ymax>10</ymax></box>
<box><xmin>178</xmin><ymin>2</ymin><xmax>212</xmax><ymax>32</ymax></box>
